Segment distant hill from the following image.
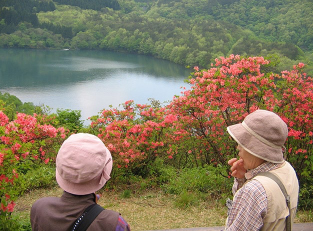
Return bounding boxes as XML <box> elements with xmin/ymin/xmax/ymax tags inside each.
<box><xmin>0</xmin><ymin>0</ymin><xmax>312</xmax><ymax>73</ymax></box>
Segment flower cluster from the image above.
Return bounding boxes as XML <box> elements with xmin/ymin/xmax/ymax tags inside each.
<box><xmin>0</xmin><ymin>112</ymin><xmax>67</xmax><ymax>214</ymax></box>
<box><xmin>275</xmin><ymin>63</ymin><xmax>313</xmax><ymax>178</ymax></box>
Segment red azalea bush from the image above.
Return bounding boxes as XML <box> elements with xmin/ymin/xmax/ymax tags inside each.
<box><xmin>90</xmin><ymin>55</ymin><xmax>312</xmax><ymax>183</ymax></box>
<box><xmin>274</xmin><ymin>64</ymin><xmax>313</xmax><ymax>209</ymax></box>
<box><xmin>169</xmin><ymin>56</ymin><xmax>312</xmax><ymax>183</ymax></box>
<box><xmin>91</xmin><ymin>55</ymin><xmax>312</xmax><ymax>202</ymax></box>
<box><xmin>90</xmin><ymin>100</ymin><xmax>180</xmax><ymax>173</ymax></box>
<box><xmin>167</xmin><ymin>55</ymin><xmax>279</xmax><ymax>167</ymax></box>
<box><xmin>275</xmin><ymin>64</ymin><xmax>313</xmax><ymax>180</ymax></box>
<box><xmin>0</xmin><ymin>112</ymin><xmax>67</xmax><ymax>217</ymax></box>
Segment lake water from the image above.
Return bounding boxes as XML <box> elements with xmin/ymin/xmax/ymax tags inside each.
<box><xmin>0</xmin><ymin>48</ymin><xmax>191</xmax><ymax>125</ymax></box>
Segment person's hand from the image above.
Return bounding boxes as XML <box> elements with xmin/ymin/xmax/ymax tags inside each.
<box><xmin>228</xmin><ymin>158</ymin><xmax>246</xmax><ymax>179</ymax></box>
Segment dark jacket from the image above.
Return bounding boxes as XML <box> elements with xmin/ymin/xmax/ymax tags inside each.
<box><xmin>31</xmin><ymin>191</ymin><xmax>121</xmax><ymax>231</ymax></box>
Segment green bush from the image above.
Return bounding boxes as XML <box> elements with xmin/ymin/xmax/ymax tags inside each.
<box><xmin>162</xmin><ymin>165</ymin><xmax>232</xmax><ymax>200</ymax></box>
<box><xmin>0</xmin><ymin>165</ymin><xmax>56</xmax><ymax>231</ymax></box>
<box><xmin>10</xmin><ymin>214</ymin><xmax>31</xmax><ymax>231</ymax></box>
<box><xmin>14</xmin><ymin>165</ymin><xmax>57</xmax><ymax>196</ymax></box>
<box><xmin>146</xmin><ymin>158</ymin><xmax>177</xmax><ymax>185</ymax></box>
<box><xmin>298</xmin><ymin>182</ymin><xmax>313</xmax><ymax>210</ymax></box>
<box><xmin>55</xmin><ymin>109</ymin><xmax>84</xmax><ymax>133</ymax></box>
<box><xmin>0</xmin><ymin>214</ymin><xmax>24</xmax><ymax>231</ymax></box>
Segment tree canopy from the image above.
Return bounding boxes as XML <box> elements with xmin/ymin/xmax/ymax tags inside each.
<box><xmin>0</xmin><ymin>0</ymin><xmax>312</xmax><ymax>73</ymax></box>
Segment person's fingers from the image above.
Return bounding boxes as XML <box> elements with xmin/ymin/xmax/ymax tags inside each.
<box><xmin>230</xmin><ymin>163</ymin><xmax>237</xmax><ymax>172</ymax></box>
<box><xmin>228</xmin><ymin>158</ymin><xmax>238</xmax><ymax>166</ymax></box>
<box><xmin>230</xmin><ymin>159</ymin><xmax>241</xmax><ymax>171</ymax></box>
<box><xmin>236</xmin><ymin>158</ymin><xmax>244</xmax><ymax>166</ymax></box>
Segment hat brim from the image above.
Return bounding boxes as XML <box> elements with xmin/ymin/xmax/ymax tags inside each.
<box><xmin>56</xmin><ymin>160</ymin><xmax>113</xmax><ymax>195</ymax></box>
<box><xmin>227</xmin><ymin>124</ymin><xmax>284</xmax><ymax>163</ymax></box>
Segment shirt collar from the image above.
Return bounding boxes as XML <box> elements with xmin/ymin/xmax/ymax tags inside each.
<box><xmin>61</xmin><ymin>191</ymin><xmax>96</xmax><ymax>203</ymax></box>
<box><xmin>245</xmin><ymin>161</ymin><xmax>285</xmax><ymax>180</ymax></box>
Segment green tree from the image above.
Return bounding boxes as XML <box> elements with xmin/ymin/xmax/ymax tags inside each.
<box><xmin>56</xmin><ymin>109</ymin><xmax>83</xmax><ymax>133</ymax></box>
<box><xmin>71</xmin><ymin>31</ymin><xmax>97</xmax><ymax>49</ymax></box>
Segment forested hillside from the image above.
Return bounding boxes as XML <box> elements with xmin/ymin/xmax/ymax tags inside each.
<box><xmin>53</xmin><ymin>0</ymin><xmax>120</xmax><ymax>10</ymax></box>
<box><xmin>0</xmin><ymin>0</ymin><xmax>312</xmax><ymax>73</ymax></box>
<box><xmin>147</xmin><ymin>0</ymin><xmax>313</xmax><ymax>51</ymax></box>
<box><xmin>213</xmin><ymin>0</ymin><xmax>313</xmax><ymax>51</ymax></box>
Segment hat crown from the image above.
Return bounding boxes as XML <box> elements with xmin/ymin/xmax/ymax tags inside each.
<box><xmin>227</xmin><ymin>110</ymin><xmax>288</xmax><ymax>163</ymax></box>
<box><xmin>244</xmin><ymin>110</ymin><xmax>288</xmax><ymax>147</ymax></box>
<box><xmin>56</xmin><ymin>133</ymin><xmax>112</xmax><ymax>195</ymax></box>
<box><xmin>57</xmin><ymin>138</ymin><xmax>106</xmax><ymax>183</ymax></box>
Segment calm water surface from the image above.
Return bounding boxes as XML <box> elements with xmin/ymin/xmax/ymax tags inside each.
<box><xmin>0</xmin><ymin>49</ymin><xmax>190</xmax><ymax>124</ymax></box>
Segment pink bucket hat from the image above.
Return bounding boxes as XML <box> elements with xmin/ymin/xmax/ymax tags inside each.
<box><xmin>56</xmin><ymin>133</ymin><xmax>113</xmax><ymax>195</ymax></box>
<box><xmin>227</xmin><ymin>110</ymin><xmax>288</xmax><ymax>163</ymax></box>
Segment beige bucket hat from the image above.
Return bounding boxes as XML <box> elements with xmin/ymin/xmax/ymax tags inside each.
<box><xmin>227</xmin><ymin>110</ymin><xmax>288</xmax><ymax>163</ymax></box>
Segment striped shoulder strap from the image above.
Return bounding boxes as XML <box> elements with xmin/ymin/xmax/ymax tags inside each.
<box><xmin>72</xmin><ymin>204</ymin><xmax>105</xmax><ymax>231</ymax></box>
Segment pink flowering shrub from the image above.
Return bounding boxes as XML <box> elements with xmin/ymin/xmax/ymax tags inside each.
<box><xmin>90</xmin><ymin>101</ymin><xmax>178</xmax><ymax>172</ymax></box>
<box><xmin>168</xmin><ymin>57</ymin><xmax>312</xmax><ymax>182</ymax></box>
<box><xmin>275</xmin><ymin>63</ymin><xmax>313</xmax><ymax>180</ymax></box>
<box><xmin>91</xmin><ymin>55</ymin><xmax>312</xmax><ymax>184</ymax></box>
<box><xmin>0</xmin><ymin>112</ymin><xmax>67</xmax><ymax>216</ymax></box>
<box><xmin>167</xmin><ymin>55</ymin><xmax>279</xmax><ymax>166</ymax></box>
